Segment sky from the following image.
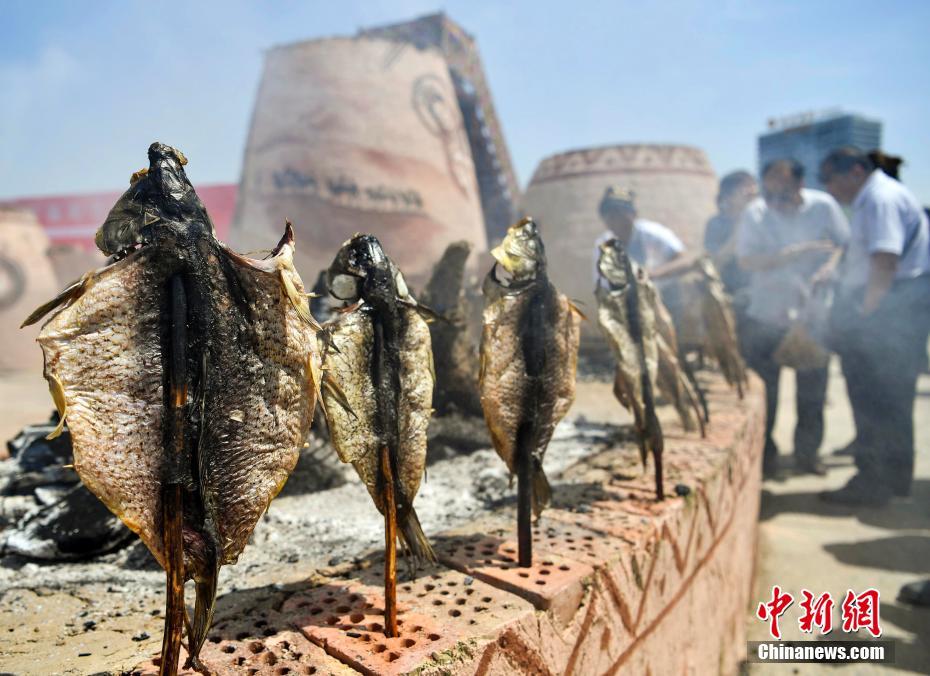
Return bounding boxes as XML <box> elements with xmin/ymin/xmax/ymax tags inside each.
<box><xmin>1</xmin><ymin>0</ymin><xmax>929</xmax><ymax>202</ymax></box>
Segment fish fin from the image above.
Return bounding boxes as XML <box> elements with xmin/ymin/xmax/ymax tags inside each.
<box><xmin>398</xmin><ymin>506</ymin><xmax>436</xmax><ymax>564</ymax></box>
<box><xmin>397</xmin><ymin>298</ymin><xmax>449</xmax><ymax>324</ymax></box>
<box><xmin>281</xmin><ymin>269</ymin><xmax>323</xmax><ymax>331</ymax></box>
<box><xmin>185</xmin><ymin>560</ymin><xmax>219</xmax><ymax>672</ymax></box>
<box><xmin>531</xmin><ymin>461</ymin><xmax>552</xmax><ymax>518</ymax></box>
<box><xmin>568</xmin><ymin>299</ymin><xmax>588</xmax><ymax>321</ymax></box>
<box><xmin>322</xmin><ymin>372</ymin><xmax>356</xmax><ymax>420</ymax></box>
<box><xmin>336</xmin><ymin>300</ymin><xmax>364</xmax><ymax>315</ymax></box>
<box><xmin>270</xmin><ymin>219</ymin><xmax>296</xmax><ymax>257</ymax></box>
<box><xmin>679</xmin><ymin>369</ymin><xmax>706</xmax><ymax>437</ymax></box>
<box><xmin>307</xmin><ymin>352</ymin><xmax>324</xmax><ymax>404</ymax></box>
<box><xmin>22</xmin><ymin>271</ymin><xmax>95</xmax><ymax>327</ymax></box>
<box><xmin>45</xmin><ymin>373</ymin><xmax>67</xmax><ymax>440</ymax></box>
<box><xmin>221</xmin><ymin>246</ymin><xmax>279</xmax><ymax>273</ymax></box>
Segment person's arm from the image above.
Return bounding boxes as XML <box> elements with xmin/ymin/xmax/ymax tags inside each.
<box><xmin>649</xmin><ymin>250</ymin><xmax>693</xmax><ymax>279</ymax></box>
<box><xmin>861</xmin><ymin>252</ymin><xmax>898</xmax><ymax>314</ymax></box>
<box><xmin>738</xmin><ymin>239</ymin><xmax>836</xmax><ymax>272</ymax></box>
<box><xmin>643</xmin><ymin>225</ymin><xmax>686</xmax><ymax>279</ymax></box>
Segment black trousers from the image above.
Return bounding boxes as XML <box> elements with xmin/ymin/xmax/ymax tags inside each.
<box><xmin>832</xmin><ymin>276</ymin><xmax>930</xmax><ymax>495</ymax></box>
<box><xmin>741</xmin><ymin>318</ymin><xmax>829</xmax><ymax>462</ymax></box>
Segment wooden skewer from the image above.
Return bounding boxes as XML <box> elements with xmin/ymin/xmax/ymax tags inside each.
<box><xmin>160</xmin><ymin>275</ymin><xmax>188</xmax><ymax>676</ymax></box>
<box><xmin>380</xmin><ymin>445</ymin><xmax>398</xmax><ymax>638</ymax></box>
<box><xmin>516</xmin><ymin>422</ymin><xmax>533</xmax><ymax>568</ymax></box>
<box><xmin>160</xmin><ymin>484</ymin><xmax>185</xmax><ymax>676</ymax></box>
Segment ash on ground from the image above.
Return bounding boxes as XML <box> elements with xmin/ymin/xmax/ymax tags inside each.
<box><xmin>0</xmin><ymin>411</ymin><xmax>620</xmax><ymax>596</ymax></box>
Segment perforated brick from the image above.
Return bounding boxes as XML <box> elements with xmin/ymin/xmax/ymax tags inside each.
<box><xmin>283</xmin><ymin>583</ymin><xmax>454</xmax><ymax>676</ymax></box>
<box><xmin>436</xmin><ymin>534</ymin><xmax>594</xmax><ymax>627</ymax></box>
<box><xmin>356</xmin><ymin>556</ymin><xmax>535</xmax><ymax>640</ymax></box>
<box><xmin>132</xmin><ymin>613</ymin><xmax>353</xmax><ymax>676</ymax></box>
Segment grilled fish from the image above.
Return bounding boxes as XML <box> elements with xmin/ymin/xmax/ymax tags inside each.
<box><xmin>320</xmin><ymin>234</ymin><xmax>435</xmax><ymax>563</ymax></box>
<box><xmin>597</xmin><ymin>238</ymin><xmax>707</xmax><ymax>498</ymax></box>
<box><xmin>24</xmin><ymin>143</ymin><xmax>319</xmax><ymax>673</ymax></box>
<box><xmin>695</xmin><ymin>256</ymin><xmax>747</xmax><ymax>396</ymax></box>
<box><xmin>658</xmin><ymin>257</ymin><xmax>747</xmax><ymax>398</ymax></box>
<box><xmin>479</xmin><ymin>218</ymin><xmax>582</xmax><ymax>519</ymax></box>
<box><xmin>640</xmin><ymin>273</ymin><xmax>704</xmax><ymax>434</ymax></box>
<box><xmin>596</xmin><ymin>238</ymin><xmax>663</xmax><ymax>497</ymax></box>
<box><xmin>419</xmin><ymin>240</ymin><xmax>482</xmax><ymax>417</ymax></box>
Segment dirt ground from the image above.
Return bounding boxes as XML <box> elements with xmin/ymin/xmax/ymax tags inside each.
<box><xmin>748</xmin><ymin>359</ymin><xmax>930</xmax><ymax>675</ymax></box>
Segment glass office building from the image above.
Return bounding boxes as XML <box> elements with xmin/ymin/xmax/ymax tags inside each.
<box><xmin>758</xmin><ymin>112</ymin><xmax>882</xmax><ymax>190</ymax></box>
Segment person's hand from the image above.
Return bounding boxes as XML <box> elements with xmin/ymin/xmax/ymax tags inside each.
<box><xmin>810</xmin><ymin>265</ymin><xmax>835</xmax><ymax>289</ymax></box>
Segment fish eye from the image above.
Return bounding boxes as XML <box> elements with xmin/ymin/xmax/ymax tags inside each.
<box><xmin>330</xmin><ymin>273</ymin><xmax>360</xmax><ymax>301</ymax></box>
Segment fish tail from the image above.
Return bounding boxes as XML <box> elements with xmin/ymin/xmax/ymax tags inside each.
<box><xmin>531</xmin><ymin>460</ymin><xmax>552</xmax><ymax>518</ymax></box>
<box><xmin>398</xmin><ymin>506</ymin><xmax>436</xmax><ymax>564</ymax></box>
<box><xmin>185</xmin><ymin>560</ymin><xmax>219</xmax><ymax>672</ymax></box>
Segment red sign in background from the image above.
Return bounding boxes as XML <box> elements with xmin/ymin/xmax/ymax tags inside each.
<box><xmin>3</xmin><ymin>184</ymin><xmax>238</xmax><ymax>248</ymax></box>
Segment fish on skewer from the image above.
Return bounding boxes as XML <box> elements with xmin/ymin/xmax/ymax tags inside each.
<box><xmin>637</xmin><ymin>268</ymin><xmax>705</xmax><ymax>436</ymax></box>
<box><xmin>479</xmin><ymin>217</ymin><xmax>582</xmax><ymax>566</ymax></box>
<box><xmin>596</xmin><ymin>238</ymin><xmax>665</xmax><ymax>499</ymax></box>
<box><xmin>597</xmin><ymin>238</ymin><xmax>705</xmax><ymax>499</ymax></box>
<box><xmin>656</xmin><ymin>256</ymin><xmax>748</xmax><ymax>398</ymax></box>
<box><xmin>419</xmin><ymin>240</ymin><xmax>483</xmax><ymax>417</ymax></box>
<box><xmin>23</xmin><ymin>143</ymin><xmax>320</xmax><ymax>675</ymax></box>
<box><xmin>695</xmin><ymin>256</ymin><xmax>748</xmax><ymax>396</ymax></box>
<box><xmin>320</xmin><ymin>233</ymin><xmax>436</xmax><ymax>637</ymax></box>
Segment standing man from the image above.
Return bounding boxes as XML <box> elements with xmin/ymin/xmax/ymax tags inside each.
<box><xmin>737</xmin><ymin>159</ymin><xmax>849</xmax><ymax>477</ymax></box>
<box><xmin>704</xmin><ymin>170</ymin><xmax>759</xmax><ymax>298</ymax></box>
<box><xmin>594</xmin><ymin>186</ymin><xmax>685</xmax><ymax>280</ymax></box>
<box><xmin>819</xmin><ymin>147</ymin><xmax>930</xmax><ymax>505</ymax></box>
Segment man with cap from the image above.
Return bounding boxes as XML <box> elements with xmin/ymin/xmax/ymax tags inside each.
<box><xmin>819</xmin><ymin>146</ymin><xmax>930</xmax><ymax>506</ymax></box>
<box><xmin>594</xmin><ymin>186</ymin><xmax>685</xmax><ymax>280</ymax></box>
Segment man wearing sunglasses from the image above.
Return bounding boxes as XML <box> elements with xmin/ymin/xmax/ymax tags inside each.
<box><xmin>736</xmin><ymin>159</ymin><xmax>849</xmax><ymax>477</ymax></box>
<box><xmin>818</xmin><ymin>146</ymin><xmax>930</xmax><ymax>506</ymax></box>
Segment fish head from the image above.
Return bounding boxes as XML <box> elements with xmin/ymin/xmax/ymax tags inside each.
<box><xmin>597</xmin><ymin>238</ymin><xmax>631</xmax><ymax>289</ymax></box>
<box><xmin>490</xmin><ymin>217</ymin><xmax>545</xmax><ymax>282</ymax></box>
<box><xmin>326</xmin><ymin>233</ymin><xmax>395</xmax><ymax>302</ymax></box>
<box><xmin>95</xmin><ymin>142</ymin><xmax>213</xmax><ymax>257</ymax></box>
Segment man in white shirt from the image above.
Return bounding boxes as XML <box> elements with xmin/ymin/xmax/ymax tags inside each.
<box><xmin>593</xmin><ymin>186</ymin><xmax>685</xmax><ymax>282</ymax></box>
<box><xmin>819</xmin><ymin>147</ymin><xmax>930</xmax><ymax>506</ymax></box>
<box><xmin>736</xmin><ymin>159</ymin><xmax>849</xmax><ymax>477</ymax></box>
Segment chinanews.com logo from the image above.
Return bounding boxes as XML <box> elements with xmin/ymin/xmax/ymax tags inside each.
<box><xmin>748</xmin><ymin>586</ymin><xmax>894</xmax><ymax>665</ymax></box>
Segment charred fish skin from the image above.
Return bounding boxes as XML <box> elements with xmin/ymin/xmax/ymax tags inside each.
<box><xmin>479</xmin><ymin>218</ymin><xmax>581</xmax><ymax>518</ymax></box>
<box><xmin>26</xmin><ymin>143</ymin><xmax>319</xmax><ymax>671</ymax></box>
<box><xmin>321</xmin><ymin>234</ymin><xmax>436</xmax><ymax>563</ymax></box>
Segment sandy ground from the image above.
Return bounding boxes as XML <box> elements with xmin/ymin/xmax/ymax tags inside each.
<box><xmin>748</xmin><ymin>359</ymin><xmax>930</xmax><ymax>674</ymax></box>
